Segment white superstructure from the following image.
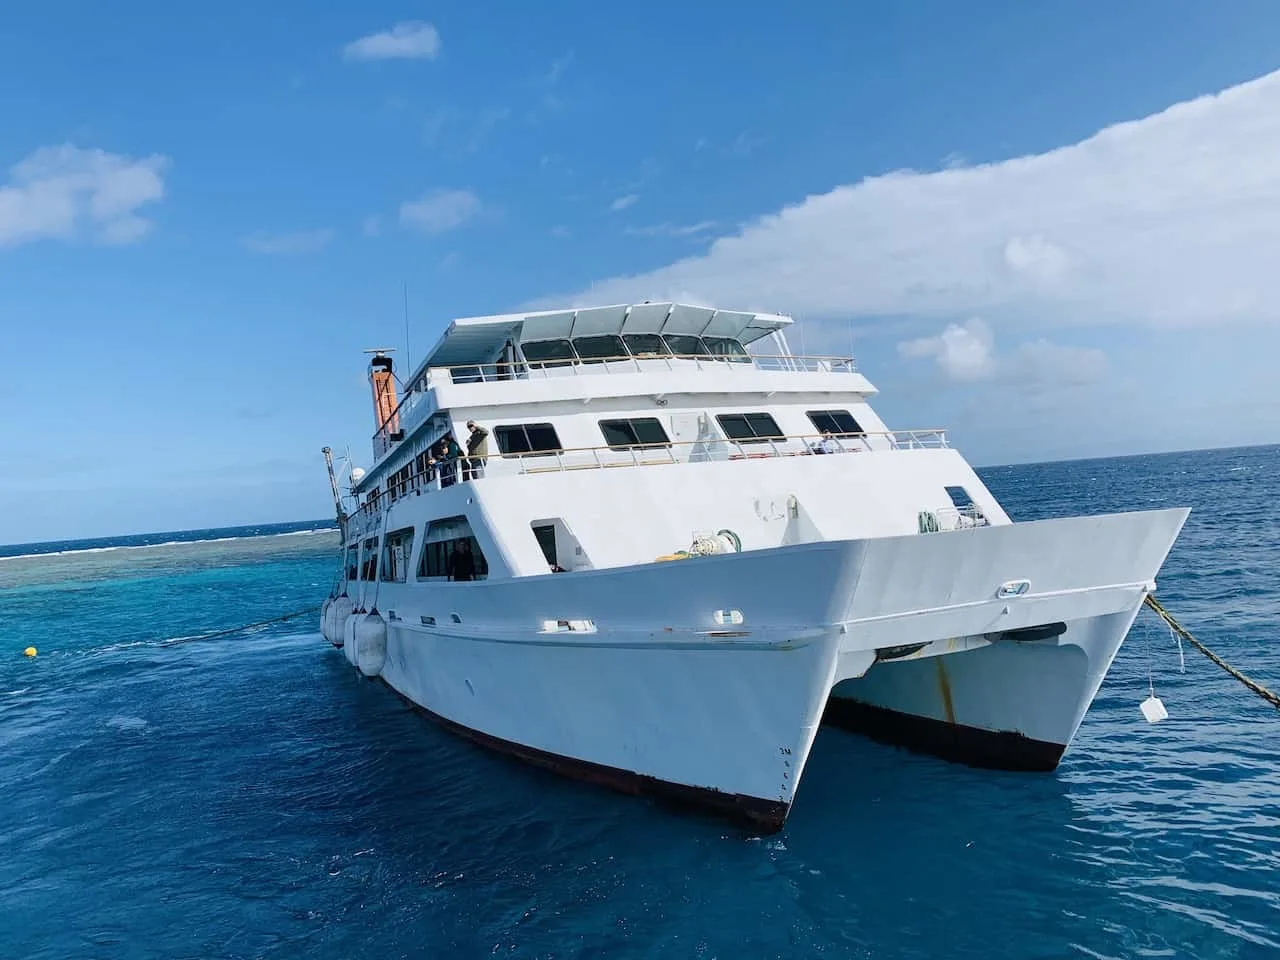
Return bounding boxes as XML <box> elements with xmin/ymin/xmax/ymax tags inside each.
<box><xmin>319</xmin><ymin>302</ymin><xmax>1188</xmax><ymax>831</ymax></box>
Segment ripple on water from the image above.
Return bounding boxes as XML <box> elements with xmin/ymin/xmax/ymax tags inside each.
<box><xmin>0</xmin><ymin>449</ymin><xmax>1278</xmax><ymax>958</ymax></box>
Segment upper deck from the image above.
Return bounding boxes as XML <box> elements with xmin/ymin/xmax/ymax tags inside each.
<box><xmin>374</xmin><ymin>302</ymin><xmax>876</xmax><ymax>461</ymax></box>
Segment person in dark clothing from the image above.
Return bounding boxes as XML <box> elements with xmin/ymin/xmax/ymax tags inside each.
<box><xmin>448</xmin><ymin>539</ymin><xmax>476</xmax><ymax>581</ymax></box>
<box><xmin>435</xmin><ymin>435</ymin><xmax>463</xmax><ymax>487</ymax></box>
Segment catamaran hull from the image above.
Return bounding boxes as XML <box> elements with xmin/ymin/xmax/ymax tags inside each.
<box><xmin>334</xmin><ymin>507</ymin><xmax>1188</xmax><ymax>830</ymax></box>
<box><xmin>824</xmin><ymin>606</ymin><xmax>1143</xmax><ymax>770</ymax></box>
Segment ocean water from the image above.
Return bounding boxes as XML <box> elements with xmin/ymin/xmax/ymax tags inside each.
<box><xmin>2</xmin><ymin>447</ymin><xmax>1278</xmax><ymax>959</ymax></box>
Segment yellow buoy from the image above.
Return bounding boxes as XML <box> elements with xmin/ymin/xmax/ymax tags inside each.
<box><xmin>23</xmin><ymin>646</ymin><xmax>37</xmax><ymax>658</ymax></box>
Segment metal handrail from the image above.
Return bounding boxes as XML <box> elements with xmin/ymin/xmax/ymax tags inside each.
<box><xmin>436</xmin><ymin>353</ymin><xmax>858</xmax><ymax>384</ymax></box>
<box><xmin>369</xmin><ymin>352</ymin><xmax>862</xmax><ymax>457</ymax></box>
<box><xmin>348</xmin><ymin>429</ymin><xmax>950</xmax><ymax>536</ymax></box>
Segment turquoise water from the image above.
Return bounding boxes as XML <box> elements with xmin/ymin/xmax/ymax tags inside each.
<box><xmin>2</xmin><ymin>447</ymin><xmax>1278</xmax><ymax>958</ymax></box>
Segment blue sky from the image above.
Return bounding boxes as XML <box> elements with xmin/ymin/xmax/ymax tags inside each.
<box><xmin>4</xmin><ymin>2</ymin><xmax>1280</xmax><ymax>543</ymax></box>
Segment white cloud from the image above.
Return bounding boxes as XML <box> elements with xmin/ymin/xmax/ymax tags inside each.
<box><xmin>900</xmin><ymin>318</ymin><xmax>997</xmax><ymax>381</ymax></box>
<box><xmin>399</xmin><ymin>189</ymin><xmax>480</xmax><ymax>234</ymax></box>
<box><xmin>0</xmin><ymin>144</ymin><xmax>167</xmax><ymax>248</ymax></box>
<box><xmin>610</xmin><ymin>193</ymin><xmax>639</xmax><ymax>212</ymax></box>
<box><xmin>343</xmin><ymin>21</ymin><xmax>440</xmax><ymax>61</ymax></box>
<box><xmin>900</xmin><ymin>318</ymin><xmax>1107</xmax><ymax>386</ymax></box>
<box><xmin>553</xmin><ymin>70</ymin><xmax>1280</xmax><ymax>330</ymax></box>
<box><xmin>625</xmin><ymin>220</ymin><xmax>717</xmax><ymax>238</ymax></box>
<box><xmin>242</xmin><ymin>229</ymin><xmax>333</xmax><ymax>254</ymax></box>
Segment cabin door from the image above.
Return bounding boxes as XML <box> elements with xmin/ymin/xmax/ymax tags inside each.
<box><xmin>669</xmin><ymin>413</ymin><xmax>715</xmax><ymax>462</ymax></box>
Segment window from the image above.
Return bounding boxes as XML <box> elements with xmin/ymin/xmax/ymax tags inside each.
<box><xmin>380</xmin><ymin>527</ymin><xmax>415</xmax><ymax>583</ymax></box>
<box><xmin>387</xmin><ymin>463</ymin><xmax>413</xmax><ymax>500</ymax></box>
<box><xmin>571</xmin><ymin>335</ymin><xmax>626</xmax><ymax>363</ymax></box>
<box><xmin>622</xmin><ymin>333</ymin><xmax>671</xmax><ymax>357</ymax></box>
<box><xmin>345</xmin><ymin>545</ymin><xmax>359</xmax><ymax>581</ymax></box>
<box><xmin>360</xmin><ymin>537</ymin><xmax>380</xmax><ymax>581</ymax></box>
<box><xmin>703</xmin><ymin>337</ymin><xmax>750</xmax><ymax>362</ymax></box>
<box><xmin>716</xmin><ymin>412</ymin><xmax>785</xmax><ymax>443</ymax></box>
<box><xmin>532</xmin><ymin>524</ymin><xmax>556</xmax><ymax>567</ymax></box>
<box><xmin>807</xmin><ymin>409</ymin><xmax>865</xmax><ymax>437</ymax></box>
<box><xmin>417</xmin><ymin>516</ymin><xmax>489</xmax><ymax>581</ymax></box>
<box><xmin>495</xmin><ymin>423</ymin><xmax>562</xmax><ymax>455</ymax></box>
<box><xmin>944</xmin><ymin>485</ymin><xmax>987</xmax><ymax>526</ymax></box>
<box><xmin>663</xmin><ymin>334</ymin><xmax>710</xmax><ymax>357</ymax></box>
<box><xmin>521</xmin><ymin>340</ymin><xmax>575</xmax><ymax>366</ymax></box>
<box><xmin>598</xmin><ymin>417</ymin><xmax>671</xmax><ymax>450</ymax></box>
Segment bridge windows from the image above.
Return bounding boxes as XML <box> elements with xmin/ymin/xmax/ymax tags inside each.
<box><xmin>495</xmin><ymin>423</ymin><xmax>563</xmax><ymax>455</ymax></box>
<box><xmin>521</xmin><ymin>339</ymin><xmax>576</xmax><ymax>367</ymax></box>
<box><xmin>598</xmin><ymin>417</ymin><xmax>671</xmax><ymax>450</ymax></box>
<box><xmin>571</xmin><ymin>335</ymin><xmax>626</xmax><ymax>363</ymax></box>
<box><xmin>661</xmin><ymin>334</ymin><xmax>712</xmax><ymax>357</ymax></box>
<box><xmin>806</xmin><ymin>409</ymin><xmax>865</xmax><ymax>437</ymax></box>
<box><xmin>716</xmin><ymin>412</ymin><xmax>785</xmax><ymax>444</ymax></box>
<box><xmin>518</xmin><ymin>334</ymin><xmax>750</xmax><ymax>365</ymax></box>
<box><xmin>702</xmin><ymin>337</ymin><xmax>750</xmax><ymax>362</ymax></box>
<box><xmin>622</xmin><ymin>333</ymin><xmax>671</xmax><ymax>357</ymax></box>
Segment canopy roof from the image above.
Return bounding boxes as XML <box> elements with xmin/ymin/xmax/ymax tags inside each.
<box><xmin>410</xmin><ymin>302</ymin><xmax>793</xmax><ymax>376</ymax></box>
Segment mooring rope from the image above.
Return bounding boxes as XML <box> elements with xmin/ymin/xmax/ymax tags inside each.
<box><xmin>1144</xmin><ymin>594</ymin><xmax>1280</xmax><ymax>711</ymax></box>
<box><xmin>160</xmin><ymin>606</ymin><xmax>322</xmax><ymax>647</ymax></box>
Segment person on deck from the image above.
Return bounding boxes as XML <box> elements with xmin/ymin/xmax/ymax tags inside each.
<box><xmin>464</xmin><ymin>420</ymin><xmax>490</xmax><ymax>481</ymax></box>
<box><xmin>448</xmin><ymin>539</ymin><xmax>476</xmax><ymax>581</ymax></box>
<box><xmin>434</xmin><ymin>435</ymin><xmax>463</xmax><ymax>487</ymax></box>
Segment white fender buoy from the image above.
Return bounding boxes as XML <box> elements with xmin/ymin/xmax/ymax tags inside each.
<box><xmin>356</xmin><ymin>610</ymin><xmax>388</xmax><ymax>678</ymax></box>
<box><xmin>343</xmin><ymin>610</ymin><xmax>360</xmax><ymax>663</ymax></box>
<box><xmin>330</xmin><ymin>595</ymin><xmax>353</xmax><ymax>648</ymax></box>
<box><xmin>320</xmin><ymin>597</ymin><xmax>333</xmax><ymax>643</ymax></box>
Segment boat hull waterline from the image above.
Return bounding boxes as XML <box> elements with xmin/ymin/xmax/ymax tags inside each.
<box><xmin>331</xmin><ymin>507</ymin><xmax>1188</xmax><ymax>831</ymax></box>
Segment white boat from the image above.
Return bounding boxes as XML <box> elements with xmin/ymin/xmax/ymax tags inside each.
<box><xmin>319</xmin><ymin>302</ymin><xmax>1188</xmax><ymax>831</ymax></box>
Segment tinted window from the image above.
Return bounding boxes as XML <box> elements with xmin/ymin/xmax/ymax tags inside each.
<box><xmin>495</xmin><ymin>423</ymin><xmax>563</xmax><ymax>455</ymax></box>
<box><xmin>663</xmin><ymin>335</ymin><xmax>710</xmax><ymax>357</ymax></box>
<box><xmin>521</xmin><ymin>340</ymin><xmax>576</xmax><ymax>365</ymax></box>
<box><xmin>599</xmin><ymin>417</ymin><xmax>671</xmax><ymax>449</ymax></box>
<box><xmin>418</xmin><ymin>536</ymin><xmax>489</xmax><ymax>580</ymax></box>
<box><xmin>572</xmin><ymin>335</ymin><xmax>626</xmax><ymax>362</ymax></box>
<box><xmin>380</xmin><ymin>527</ymin><xmax>415</xmax><ymax>583</ymax></box>
<box><xmin>703</xmin><ymin>337</ymin><xmax>750</xmax><ymax>362</ymax></box>
<box><xmin>345</xmin><ymin>546</ymin><xmax>359</xmax><ymax>581</ymax></box>
<box><xmin>622</xmin><ymin>334</ymin><xmax>671</xmax><ymax>357</ymax></box>
<box><xmin>716</xmin><ymin>413</ymin><xmax>785</xmax><ymax>443</ymax></box>
<box><xmin>360</xmin><ymin>537</ymin><xmax>380</xmax><ymax>581</ymax></box>
<box><xmin>807</xmin><ymin>409</ymin><xmax>865</xmax><ymax>437</ymax></box>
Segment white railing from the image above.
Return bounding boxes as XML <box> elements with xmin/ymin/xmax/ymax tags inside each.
<box><xmin>431</xmin><ymin>353</ymin><xmax>857</xmax><ymax>385</ymax></box>
<box><xmin>927</xmin><ymin>504</ymin><xmax>990</xmax><ymax>531</ymax></box>
<box><xmin>371</xmin><ymin>354</ymin><xmax>859</xmax><ymax>460</ymax></box>
<box><xmin>347</xmin><ymin>430</ymin><xmax>949</xmax><ymax>537</ymax></box>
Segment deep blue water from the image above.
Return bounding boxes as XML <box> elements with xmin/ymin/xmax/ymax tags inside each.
<box><xmin>2</xmin><ymin>446</ymin><xmax>1278</xmax><ymax>959</ymax></box>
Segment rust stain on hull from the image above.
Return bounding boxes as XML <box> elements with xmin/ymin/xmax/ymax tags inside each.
<box><xmin>935</xmin><ymin>656</ymin><xmax>957</xmax><ymax>726</ymax></box>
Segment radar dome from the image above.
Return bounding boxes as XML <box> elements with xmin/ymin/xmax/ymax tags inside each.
<box><xmin>350</xmin><ymin>467</ymin><xmax>367</xmax><ymax>483</ymax></box>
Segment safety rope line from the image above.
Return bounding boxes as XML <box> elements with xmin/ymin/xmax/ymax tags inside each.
<box><xmin>1144</xmin><ymin>594</ymin><xmax>1280</xmax><ymax>711</ymax></box>
<box><xmin>160</xmin><ymin>605</ymin><xmax>321</xmax><ymax>646</ymax></box>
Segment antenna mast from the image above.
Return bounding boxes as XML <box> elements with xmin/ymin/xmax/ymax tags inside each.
<box><xmin>403</xmin><ymin>281</ymin><xmax>411</xmax><ymax>371</ymax></box>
